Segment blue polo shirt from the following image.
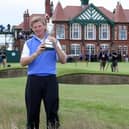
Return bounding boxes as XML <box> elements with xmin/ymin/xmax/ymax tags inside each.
<box><xmin>25</xmin><ymin>35</ymin><xmax>57</xmax><ymax>76</ymax></box>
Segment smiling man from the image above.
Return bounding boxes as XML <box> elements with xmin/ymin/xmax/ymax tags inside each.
<box><xmin>20</xmin><ymin>16</ymin><xmax>67</xmax><ymax>129</ymax></box>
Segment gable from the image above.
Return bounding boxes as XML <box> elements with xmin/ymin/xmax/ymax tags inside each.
<box><xmin>70</xmin><ymin>4</ymin><xmax>114</xmax><ymax>26</ymax></box>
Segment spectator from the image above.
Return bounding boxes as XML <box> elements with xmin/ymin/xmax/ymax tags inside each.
<box><xmin>125</xmin><ymin>55</ymin><xmax>128</xmax><ymax>62</ymax></box>
<box><xmin>110</xmin><ymin>49</ymin><xmax>119</xmax><ymax>72</ymax></box>
<box><xmin>79</xmin><ymin>53</ymin><xmax>83</xmax><ymax>61</ymax></box>
<box><xmin>98</xmin><ymin>49</ymin><xmax>108</xmax><ymax>71</ymax></box>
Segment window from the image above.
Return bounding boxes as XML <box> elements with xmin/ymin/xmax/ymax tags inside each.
<box><xmin>100</xmin><ymin>44</ymin><xmax>109</xmax><ymax>50</ymax></box>
<box><xmin>56</xmin><ymin>24</ymin><xmax>65</xmax><ymax>39</ymax></box>
<box><xmin>0</xmin><ymin>34</ymin><xmax>14</xmax><ymax>45</ymax></box>
<box><xmin>119</xmin><ymin>25</ymin><xmax>127</xmax><ymax>40</ymax></box>
<box><xmin>85</xmin><ymin>24</ymin><xmax>96</xmax><ymax>40</ymax></box>
<box><xmin>6</xmin><ymin>34</ymin><xmax>14</xmax><ymax>50</ymax></box>
<box><xmin>70</xmin><ymin>44</ymin><xmax>81</xmax><ymax>56</ymax></box>
<box><xmin>114</xmin><ymin>26</ymin><xmax>117</xmax><ymax>40</ymax></box>
<box><xmin>70</xmin><ymin>23</ymin><xmax>81</xmax><ymax>40</ymax></box>
<box><xmin>85</xmin><ymin>44</ymin><xmax>95</xmax><ymax>55</ymax></box>
<box><xmin>85</xmin><ymin>44</ymin><xmax>95</xmax><ymax>61</ymax></box>
<box><xmin>123</xmin><ymin>46</ymin><xmax>128</xmax><ymax>56</ymax></box>
<box><xmin>99</xmin><ymin>24</ymin><xmax>110</xmax><ymax>40</ymax></box>
<box><xmin>0</xmin><ymin>34</ymin><xmax>5</xmax><ymax>45</ymax></box>
<box><xmin>118</xmin><ymin>45</ymin><xmax>128</xmax><ymax>56</ymax></box>
<box><xmin>6</xmin><ymin>34</ymin><xmax>14</xmax><ymax>44</ymax></box>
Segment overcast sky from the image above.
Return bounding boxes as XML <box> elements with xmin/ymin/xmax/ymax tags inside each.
<box><xmin>0</xmin><ymin>0</ymin><xmax>128</xmax><ymax>27</ymax></box>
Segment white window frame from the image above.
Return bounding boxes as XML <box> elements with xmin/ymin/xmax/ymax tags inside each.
<box><xmin>118</xmin><ymin>45</ymin><xmax>128</xmax><ymax>56</ymax></box>
<box><xmin>118</xmin><ymin>25</ymin><xmax>127</xmax><ymax>40</ymax></box>
<box><xmin>99</xmin><ymin>24</ymin><xmax>110</xmax><ymax>40</ymax></box>
<box><xmin>70</xmin><ymin>23</ymin><xmax>81</xmax><ymax>40</ymax></box>
<box><xmin>85</xmin><ymin>44</ymin><xmax>95</xmax><ymax>55</ymax></box>
<box><xmin>85</xmin><ymin>24</ymin><xmax>96</xmax><ymax>40</ymax></box>
<box><xmin>70</xmin><ymin>44</ymin><xmax>81</xmax><ymax>56</ymax></box>
<box><xmin>56</xmin><ymin>24</ymin><xmax>65</xmax><ymax>39</ymax></box>
<box><xmin>100</xmin><ymin>44</ymin><xmax>109</xmax><ymax>50</ymax></box>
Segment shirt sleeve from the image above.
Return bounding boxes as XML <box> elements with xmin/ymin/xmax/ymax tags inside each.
<box><xmin>21</xmin><ymin>42</ymin><xmax>30</xmax><ymax>58</ymax></box>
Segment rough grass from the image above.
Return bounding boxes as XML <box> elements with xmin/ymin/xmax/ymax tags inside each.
<box><xmin>0</xmin><ymin>77</ymin><xmax>129</xmax><ymax>129</ymax></box>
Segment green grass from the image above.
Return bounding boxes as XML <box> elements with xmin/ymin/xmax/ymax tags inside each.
<box><xmin>0</xmin><ymin>62</ymin><xmax>129</xmax><ymax>129</ymax></box>
<box><xmin>0</xmin><ymin>77</ymin><xmax>129</xmax><ymax>129</ymax></box>
<box><xmin>60</xmin><ymin>84</ymin><xmax>129</xmax><ymax>129</ymax></box>
<box><xmin>57</xmin><ymin>62</ymin><xmax>129</xmax><ymax>75</ymax></box>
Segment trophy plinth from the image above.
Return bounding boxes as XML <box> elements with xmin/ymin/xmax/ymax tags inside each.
<box><xmin>45</xmin><ymin>39</ymin><xmax>54</xmax><ymax>50</ymax></box>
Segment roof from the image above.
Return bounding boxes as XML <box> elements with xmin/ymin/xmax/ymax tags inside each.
<box><xmin>113</xmin><ymin>2</ymin><xmax>128</xmax><ymax>23</ymax></box>
<box><xmin>98</xmin><ymin>7</ymin><xmax>114</xmax><ymax>20</ymax></box>
<box><xmin>52</xmin><ymin>1</ymin><xmax>129</xmax><ymax>23</ymax></box>
<box><xmin>15</xmin><ymin>14</ymin><xmax>45</xmax><ymax>29</ymax></box>
<box><xmin>69</xmin><ymin>4</ymin><xmax>114</xmax><ymax>25</ymax></box>
<box><xmin>52</xmin><ymin>2</ymin><xmax>66</xmax><ymax>21</ymax></box>
<box><xmin>124</xmin><ymin>10</ymin><xmax>129</xmax><ymax>22</ymax></box>
<box><xmin>63</xmin><ymin>6</ymin><xmax>83</xmax><ymax>20</ymax></box>
<box><xmin>15</xmin><ymin>1</ymin><xmax>129</xmax><ymax>29</ymax></box>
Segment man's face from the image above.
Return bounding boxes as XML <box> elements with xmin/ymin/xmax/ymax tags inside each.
<box><xmin>32</xmin><ymin>21</ymin><xmax>46</xmax><ymax>38</ymax></box>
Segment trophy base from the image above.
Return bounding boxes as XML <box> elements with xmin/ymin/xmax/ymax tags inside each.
<box><xmin>45</xmin><ymin>47</ymin><xmax>54</xmax><ymax>50</ymax></box>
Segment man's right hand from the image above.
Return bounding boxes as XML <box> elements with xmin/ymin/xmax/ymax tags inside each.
<box><xmin>36</xmin><ymin>43</ymin><xmax>46</xmax><ymax>55</ymax></box>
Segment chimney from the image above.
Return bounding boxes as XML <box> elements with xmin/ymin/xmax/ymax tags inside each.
<box><xmin>45</xmin><ymin>0</ymin><xmax>51</xmax><ymax>17</ymax></box>
<box><xmin>23</xmin><ymin>9</ymin><xmax>30</xmax><ymax>32</ymax></box>
<box><xmin>80</xmin><ymin>0</ymin><xmax>89</xmax><ymax>8</ymax></box>
<box><xmin>50</xmin><ymin>1</ymin><xmax>53</xmax><ymax>17</ymax></box>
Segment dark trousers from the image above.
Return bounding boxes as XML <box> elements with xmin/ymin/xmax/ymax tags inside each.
<box><xmin>25</xmin><ymin>75</ymin><xmax>59</xmax><ymax>129</ymax></box>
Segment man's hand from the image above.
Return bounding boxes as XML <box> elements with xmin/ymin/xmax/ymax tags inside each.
<box><xmin>36</xmin><ymin>43</ymin><xmax>46</xmax><ymax>55</ymax></box>
<box><xmin>47</xmin><ymin>36</ymin><xmax>57</xmax><ymax>47</ymax></box>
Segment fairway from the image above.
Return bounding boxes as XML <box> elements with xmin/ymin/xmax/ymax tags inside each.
<box><xmin>0</xmin><ymin>77</ymin><xmax>129</xmax><ymax>129</ymax></box>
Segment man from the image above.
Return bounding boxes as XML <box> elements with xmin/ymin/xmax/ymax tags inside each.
<box><xmin>110</xmin><ymin>49</ymin><xmax>118</xmax><ymax>72</ymax></box>
<box><xmin>98</xmin><ymin>49</ymin><xmax>108</xmax><ymax>71</ymax></box>
<box><xmin>20</xmin><ymin>16</ymin><xmax>67</xmax><ymax>129</ymax></box>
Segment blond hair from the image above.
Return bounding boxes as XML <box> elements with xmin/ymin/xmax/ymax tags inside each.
<box><xmin>30</xmin><ymin>16</ymin><xmax>47</xmax><ymax>28</ymax></box>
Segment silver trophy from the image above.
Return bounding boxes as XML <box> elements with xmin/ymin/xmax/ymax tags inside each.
<box><xmin>45</xmin><ymin>19</ymin><xmax>54</xmax><ymax>50</ymax></box>
<box><xmin>47</xmin><ymin>18</ymin><xmax>54</xmax><ymax>35</ymax></box>
<box><xmin>45</xmin><ymin>38</ymin><xmax>53</xmax><ymax>49</ymax></box>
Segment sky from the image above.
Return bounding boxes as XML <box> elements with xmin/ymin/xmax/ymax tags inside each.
<box><xmin>0</xmin><ymin>0</ymin><xmax>128</xmax><ymax>27</ymax></box>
